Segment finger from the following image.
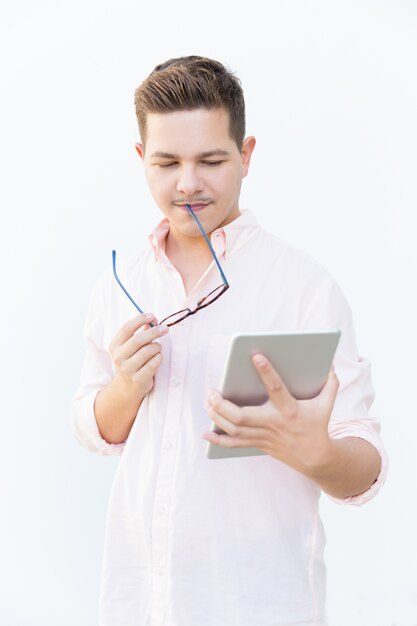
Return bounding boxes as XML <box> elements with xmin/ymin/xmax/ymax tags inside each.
<box><xmin>122</xmin><ymin>323</ymin><xmax>169</xmax><ymax>360</ymax></box>
<box><xmin>110</xmin><ymin>313</ymin><xmax>158</xmax><ymax>348</ymax></box>
<box><xmin>127</xmin><ymin>340</ymin><xmax>162</xmax><ymax>372</ymax></box>
<box><xmin>111</xmin><ymin>324</ymin><xmax>163</xmax><ymax>366</ymax></box>
<box><xmin>132</xmin><ymin>350</ymin><xmax>163</xmax><ymax>384</ymax></box>
<box><xmin>207</xmin><ymin>405</ymin><xmax>267</xmax><ymax>440</ymax></box>
<box><xmin>201</xmin><ymin>427</ymin><xmax>268</xmax><ymax>450</ymax></box>
<box><xmin>205</xmin><ymin>389</ymin><xmax>244</xmax><ymax>422</ymax></box>
<box><xmin>252</xmin><ymin>354</ymin><xmax>297</xmax><ymax>413</ymax></box>
<box><xmin>206</xmin><ymin>389</ymin><xmax>270</xmax><ymax>428</ymax></box>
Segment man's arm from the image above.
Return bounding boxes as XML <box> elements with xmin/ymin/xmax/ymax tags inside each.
<box><xmin>94</xmin><ymin>375</ymin><xmax>148</xmax><ymax>445</ymax></box>
<box><xmin>202</xmin><ymin>354</ymin><xmax>382</xmax><ymax>499</ymax></box>
<box><xmin>293</xmin><ymin>434</ymin><xmax>380</xmax><ymax>499</ymax></box>
<box><xmin>95</xmin><ymin>313</ymin><xmax>169</xmax><ymax>444</ymax></box>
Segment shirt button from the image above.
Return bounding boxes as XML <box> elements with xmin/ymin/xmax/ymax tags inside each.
<box><xmin>154</xmin><ymin>568</ymin><xmax>163</xmax><ymax>576</ymax></box>
<box><xmin>172</xmin><ymin>377</ymin><xmax>181</xmax><ymax>386</ymax></box>
<box><xmin>164</xmin><ymin>441</ymin><xmax>173</xmax><ymax>451</ymax></box>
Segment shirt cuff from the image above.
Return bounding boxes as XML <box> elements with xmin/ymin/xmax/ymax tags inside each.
<box><xmin>326</xmin><ymin>426</ymin><xmax>388</xmax><ymax>506</ymax></box>
<box><xmin>70</xmin><ymin>389</ymin><xmax>126</xmax><ymax>456</ymax></box>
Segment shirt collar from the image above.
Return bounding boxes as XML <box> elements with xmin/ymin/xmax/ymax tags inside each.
<box><xmin>148</xmin><ymin>209</ymin><xmax>260</xmax><ymax>262</ymax></box>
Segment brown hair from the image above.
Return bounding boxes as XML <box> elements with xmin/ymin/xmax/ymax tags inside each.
<box><xmin>134</xmin><ymin>55</ymin><xmax>246</xmax><ymax>153</ymax></box>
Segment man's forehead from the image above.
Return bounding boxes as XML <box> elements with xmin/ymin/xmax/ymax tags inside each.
<box><xmin>144</xmin><ymin>108</ymin><xmax>233</xmax><ymax>156</ymax></box>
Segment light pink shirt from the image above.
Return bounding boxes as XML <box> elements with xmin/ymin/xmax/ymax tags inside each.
<box><xmin>70</xmin><ymin>209</ymin><xmax>387</xmax><ymax>626</ymax></box>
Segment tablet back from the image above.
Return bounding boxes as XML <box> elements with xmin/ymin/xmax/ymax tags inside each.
<box><xmin>206</xmin><ymin>329</ymin><xmax>341</xmax><ymax>459</ymax></box>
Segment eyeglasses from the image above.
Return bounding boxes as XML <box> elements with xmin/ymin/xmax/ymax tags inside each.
<box><xmin>112</xmin><ymin>203</ymin><xmax>229</xmax><ymax>327</ymax></box>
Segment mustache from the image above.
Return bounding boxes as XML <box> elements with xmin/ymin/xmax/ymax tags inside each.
<box><xmin>173</xmin><ymin>199</ymin><xmax>212</xmax><ymax>205</ymax></box>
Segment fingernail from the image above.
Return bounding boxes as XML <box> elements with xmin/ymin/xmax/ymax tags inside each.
<box><xmin>145</xmin><ymin>312</ymin><xmax>154</xmax><ymax>320</ymax></box>
<box><xmin>159</xmin><ymin>324</ymin><xmax>169</xmax><ymax>335</ymax></box>
<box><xmin>253</xmin><ymin>354</ymin><xmax>266</xmax><ymax>366</ymax></box>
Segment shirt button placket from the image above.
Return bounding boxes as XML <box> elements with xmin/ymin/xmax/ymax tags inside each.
<box><xmin>149</xmin><ymin>322</ymin><xmax>189</xmax><ymax>626</ymax></box>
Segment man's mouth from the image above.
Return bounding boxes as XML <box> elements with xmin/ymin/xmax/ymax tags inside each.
<box><xmin>175</xmin><ymin>202</ymin><xmax>211</xmax><ymax>212</ymax></box>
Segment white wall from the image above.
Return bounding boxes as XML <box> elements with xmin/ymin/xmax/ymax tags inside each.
<box><xmin>1</xmin><ymin>1</ymin><xmax>416</xmax><ymax>624</ymax></box>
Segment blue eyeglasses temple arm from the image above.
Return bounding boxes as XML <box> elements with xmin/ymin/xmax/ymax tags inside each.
<box><xmin>112</xmin><ymin>204</ymin><xmax>228</xmax><ymax>319</ymax></box>
<box><xmin>184</xmin><ymin>204</ymin><xmax>229</xmax><ymax>286</ymax></box>
<box><xmin>112</xmin><ymin>250</ymin><xmax>145</xmax><ymax>315</ymax></box>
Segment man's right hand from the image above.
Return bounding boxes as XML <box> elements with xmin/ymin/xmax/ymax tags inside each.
<box><xmin>94</xmin><ymin>313</ymin><xmax>169</xmax><ymax>445</ymax></box>
<box><xmin>109</xmin><ymin>312</ymin><xmax>169</xmax><ymax>398</ymax></box>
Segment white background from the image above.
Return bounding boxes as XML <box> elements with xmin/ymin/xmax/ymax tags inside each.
<box><xmin>1</xmin><ymin>1</ymin><xmax>416</xmax><ymax>624</ymax></box>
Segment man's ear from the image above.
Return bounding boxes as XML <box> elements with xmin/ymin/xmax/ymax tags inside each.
<box><xmin>135</xmin><ymin>142</ymin><xmax>144</xmax><ymax>159</ymax></box>
<box><xmin>241</xmin><ymin>136</ymin><xmax>256</xmax><ymax>178</ymax></box>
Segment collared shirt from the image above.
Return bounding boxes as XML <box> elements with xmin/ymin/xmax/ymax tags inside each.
<box><xmin>70</xmin><ymin>209</ymin><xmax>387</xmax><ymax>626</ymax></box>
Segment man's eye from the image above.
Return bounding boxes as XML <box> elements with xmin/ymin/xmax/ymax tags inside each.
<box><xmin>157</xmin><ymin>160</ymin><xmax>224</xmax><ymax>168</ymax></box>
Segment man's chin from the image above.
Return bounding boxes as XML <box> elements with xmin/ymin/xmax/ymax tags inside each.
<box><xmin>169</xmin><ymin>204</ymin><xmax>214</xmax><ymax>233</ymax></box>
<box><xmin>179</xmin><ymin>222</ymin><xmax>209</xmax><ymax>239</ymax></box>
<box><xmin>166</xmin><ymin>215</ymin><xmax>206</xmax><ymax>239</ymax></box>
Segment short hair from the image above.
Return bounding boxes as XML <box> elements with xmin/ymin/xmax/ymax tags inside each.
<box><xmin>134</xmin><ymin>55</ymin><xmax>246</xmax><ymax>153</ymax></box>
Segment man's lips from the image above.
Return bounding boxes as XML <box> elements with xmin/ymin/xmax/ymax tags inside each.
<box><xmin>175</xmin><ymin>202</ymin><xmax>211</xmax><ymax>211</ymax></box>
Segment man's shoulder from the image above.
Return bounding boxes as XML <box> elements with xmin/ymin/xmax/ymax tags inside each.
<box><xmin>255</xmin><ymin>226</ymin><xmax>351</xmax><ymax>320</ymax></box>
<box><xmin>116</xmin><ymin>245</ymin><xmax>153</xmax><ymax>279</ymax></box>
<box><xmin>257</xmin><ymin>226</ymin><xmax>334</xmax><ymax>282</ymax></box>
<box><xmin>90</xmin><ymin>244</ymin><xmax>153</xmax><ymax>299</ymax></box>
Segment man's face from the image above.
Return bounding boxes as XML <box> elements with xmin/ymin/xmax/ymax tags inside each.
<box><xmin>135</xmin><ymin>107</ymin><xmax>256</xmax><ymax>238</ymax></box>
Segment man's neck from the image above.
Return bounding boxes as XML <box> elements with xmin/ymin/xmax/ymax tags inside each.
<box><xmin>164</xmin><ymin>224</ymin><xmax>219</xmax><ymax>297</ymax></box>
<box><xmin>165</xmin><ymin>230</ymin><xmax>213</xmax><ymax>268</ymax></box>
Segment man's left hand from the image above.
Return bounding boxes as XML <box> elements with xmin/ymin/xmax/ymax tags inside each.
<box><xmin>202</xmin><ymin>353</ymin><xmax>340</xmax><ymax>472</ymax></box>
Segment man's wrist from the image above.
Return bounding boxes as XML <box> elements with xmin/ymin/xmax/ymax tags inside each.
<box><xmin>299</xmin><ymin>436</ymin><xmax>345</xmax><ymax>482</ymax></box>
<box><xmin>297</xmin><ymin>436</ymin><xmax>381</xmax><ymax>499</ymax></box>
<box><xmin>113</xmin><ymin>372</ymin><xmax>147</xmax><ymax>405</ymax></box>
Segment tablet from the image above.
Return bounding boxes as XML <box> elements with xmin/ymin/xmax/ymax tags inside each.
<box><xmin>205</xmin><ymin>329</ymin><xmax>341</xmax><ymax>459</ymax></box>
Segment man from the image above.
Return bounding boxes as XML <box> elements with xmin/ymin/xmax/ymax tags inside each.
<box><xmin>70</xmin><ymin>56</ymin><xmax>387</xmax><ymax>626</ymax></box>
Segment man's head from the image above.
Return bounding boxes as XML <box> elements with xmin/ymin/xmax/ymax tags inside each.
<box><xmin>134</xmin><ymin>56</ymin><xmax>256</xmax><ymax>238</ymax></box>
<box><xmin>134</xmin><ymin>55</ymin><xmax>246</xmax><ymax>154</ymax></box>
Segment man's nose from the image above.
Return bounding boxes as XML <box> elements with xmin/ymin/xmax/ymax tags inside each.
<box><xmin>176</xmin><ymin>165</ymin><xmax>204</xmax><ymax>196</ymax></box>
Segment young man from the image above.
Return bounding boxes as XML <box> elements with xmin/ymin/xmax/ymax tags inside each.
<box><xmin>70</xmin><ymin>56</ymin><xmax>387</xmax><ymax>626</ymax></box>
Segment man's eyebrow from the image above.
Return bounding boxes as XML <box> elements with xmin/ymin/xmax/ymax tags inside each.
<box><xmin>150</xmin><ymin>149</ymin><xmax>231</xmax><ymax>159</ymax></box>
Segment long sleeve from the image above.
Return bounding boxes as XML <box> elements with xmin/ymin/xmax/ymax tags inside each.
<box><xmin>298</xmin><ymin>268</ymin><xmax>388</xmax><ymax>505</ymax></box>
<box><xmin>69</xmin><ymin>271</ymin><xmax>126</xmax><ymax>455</ymax></box>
